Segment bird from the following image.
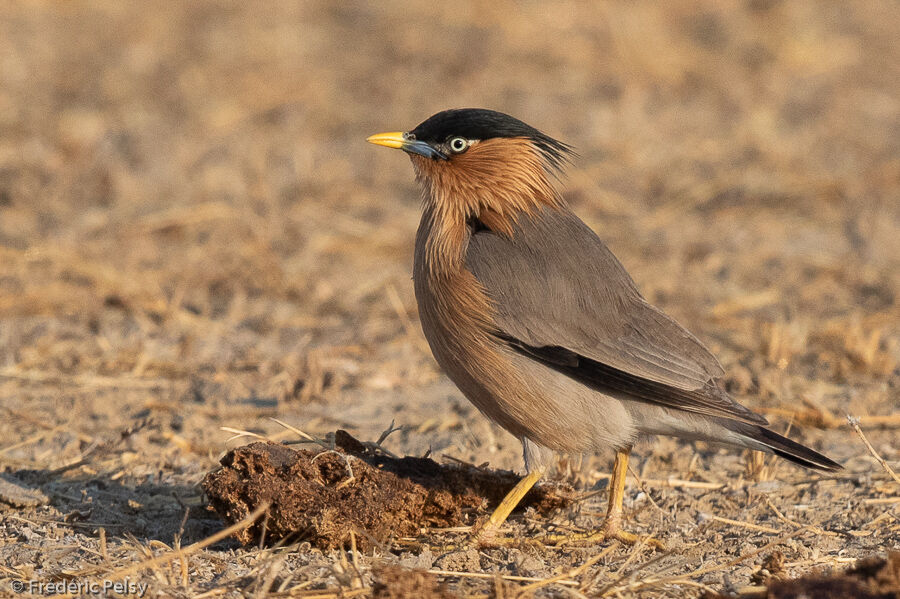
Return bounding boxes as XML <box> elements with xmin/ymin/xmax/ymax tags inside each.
<box><xmin>367</xmin><ymin>108</ymin><xmax>841</xmax><ymax>546</ymax></box>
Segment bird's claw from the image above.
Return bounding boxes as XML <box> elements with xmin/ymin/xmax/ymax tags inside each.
<box><xmin>467</xmin><ymin>521</ymin><xmax>664</xmax><ymax>551</ymax></box>
<box><xmin>538</xmin><ymin>521</ymin><xmax>665</xmax><ymax>550</ymax></box>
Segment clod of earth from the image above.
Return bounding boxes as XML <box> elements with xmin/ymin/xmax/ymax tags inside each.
<box><xmin>767</xmin><ymin>553</ymin><xmax>900</xmax><ymax>599</ymax></box>
<box><xmin>705</xmin><ymin>552</ymin><xmax>900</xmax><ymax>599</ymax></box>
<box><xmin>202</xmin><ymin>430</ymin><xmax>573</xmax><ymax>550</ymax></box>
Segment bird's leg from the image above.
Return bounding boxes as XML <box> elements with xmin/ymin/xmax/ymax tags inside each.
<box><xmin>543</xmin><ymin>447</ymin><xmax>664</xmax><ymax>549</ymax></box>
<box><xmin>472</xmin><ymin>467</ymin><xmax>545</xmax><ymax>545</ymax></box>
<box><xmin>596</xmin><ymin>446</ymin><xmax>640</xmax><ymax>543</ymax></box>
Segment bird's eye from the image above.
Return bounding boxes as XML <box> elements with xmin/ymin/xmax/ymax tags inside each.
<box><xmin>449</xmin><ymin>137</ymin><xmax>468</xmax><ymax>153</ymax></box>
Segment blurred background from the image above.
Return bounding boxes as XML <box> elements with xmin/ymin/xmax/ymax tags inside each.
<box><xmin>0</xmin><ymin>0</ymin><xmax>898</xmax><ymax>588</ymax></box>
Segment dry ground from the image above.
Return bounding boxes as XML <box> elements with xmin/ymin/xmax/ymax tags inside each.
<box><xmin>0</xmin><ymin>1</ymin><xmax>898</xmax><ymax>597</ymax></box>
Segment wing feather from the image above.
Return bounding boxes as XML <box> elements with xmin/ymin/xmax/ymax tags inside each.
<box><xmin>466</xmin><ymin>206</ymin><xmax>766</xmax><ymax>426</ymax></box>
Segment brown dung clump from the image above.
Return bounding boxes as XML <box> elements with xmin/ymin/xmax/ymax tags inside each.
<box><xmin>766</xmin><ymin>553</ymin><xmax>900</xmax><ymax>599</ymax></box>
<box><xmin>202</xmin><ymin>430</ymin><xmax>573</xmax><ymax>550</ymax></box>
<box><xmin>706</xmin><ymin>553</ymin><xmax>900</xmax><ymax>599</ymax></box>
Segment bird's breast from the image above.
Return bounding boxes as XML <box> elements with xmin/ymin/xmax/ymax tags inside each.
<box><xmin>412</xmin><ymin>211</ymin><xmax>525</xmax><ymax>431</ymax></box>
<box><xmin>413</xmin><ymin>218</ymin><xmax>499</xmax><ymax>390</ymax></box>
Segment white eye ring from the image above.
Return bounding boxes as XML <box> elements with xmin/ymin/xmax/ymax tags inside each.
<box><xmin>449</xmin><ymin>137</ymin><xmax>468</xmax><ymax>153</ymax></box>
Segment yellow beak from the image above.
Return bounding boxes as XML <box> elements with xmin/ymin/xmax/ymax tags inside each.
<box><xmin>367</xmin><ymin>130</ymin><xmax>448</xmax><ymax>160</ymax></box>
<box><xmin>366</xmin><ymin>131</ymin><xmax>407</xmax><ymax>149</ymax></box>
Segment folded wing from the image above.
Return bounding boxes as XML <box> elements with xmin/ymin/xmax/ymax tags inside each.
<box><xmin>465</xmin><ymin>206</ymin><xmax>767</xmax><ymax>426</ymax></box>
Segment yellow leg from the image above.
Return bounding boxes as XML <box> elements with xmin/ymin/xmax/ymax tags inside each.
<box><xmin>594</xmin><ymin>447</ymin><xmax>663</xmax><ymax>548</ymax></box>
<box><xmin>473</xmin><ymin>468</ymin><xmax>545</xmax><ymax>544</ymax></box>
<box><xmin>544</xmin><ymin>447</ymin><xmax>664</xmax><ymax>550</ymax></box>
<box><xmin>603</xmin><ymin>446</ymin><xmax>629</xmax><ymax>533</ymax></box>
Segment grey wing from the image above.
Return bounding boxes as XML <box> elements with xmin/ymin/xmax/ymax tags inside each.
<box><xmin>466</xmin><ymin>207</ymin><xmax>767</xmax><ymax>426</ymax></box>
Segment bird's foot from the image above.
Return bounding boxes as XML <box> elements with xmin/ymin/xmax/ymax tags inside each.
<box><xmin>469</xmin><ymin>534</ymin><xmax>549</xmax><ymax>550</ymax></box>
<box><xmin>539</xmin><ymin>519</ymin><xmax>665</xmax><ymax>550</ymax></box>
<box><xmin>465</xmin><ymin>519</ymin><xmax>663</xmax><ymax>550</ymax></box>
<box><xmin>468</xmin><ymin>521</ymin><xmax>516</xmax><ymax>548</ymax></box>
<box><xmin>465</xmin><ymin>520</ymin><xmax>549</xmax><ymax>549</ymax></box>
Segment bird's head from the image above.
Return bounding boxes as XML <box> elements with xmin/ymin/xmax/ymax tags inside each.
<box><xmin>368</xmin><ymin>109</ymin><xmax>574</xmax><ymax>233</ymax></box>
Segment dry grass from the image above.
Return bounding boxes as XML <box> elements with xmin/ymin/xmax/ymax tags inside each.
<box><xmin>0</xmin><ymin>1</ymin><xmax>898</xmax><ymax>597</ymax></box>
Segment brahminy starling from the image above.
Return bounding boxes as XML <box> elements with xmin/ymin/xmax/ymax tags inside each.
<box><xmin>368</xmin><ymin>108</ymin><xmax>840</xmax><ymax>545</ymax></box>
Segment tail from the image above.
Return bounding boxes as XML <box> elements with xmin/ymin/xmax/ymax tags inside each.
<box><xmin>726</xmin><ymin>421</ymin><xmax>842</xmax><ymax>471</ymax></box>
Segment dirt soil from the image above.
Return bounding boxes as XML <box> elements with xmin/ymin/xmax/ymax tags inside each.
<box><xmin>0</xmin><ymin>1</ymin><xmax>898</xmax><ymax>598</ymax></box>
<box><xmin>702</xmin><ymin>552</ymin><xmax>900</xmax><ymax>598</ymax></box>
<box><xmin>372</xmin><ymin>566</ymin><xmax>459</xmax><ymax>599</ymax></box>
<box><xmin>202</xmin><ymin>433</ymin><xmax>572</xmax><ymax>550</ymax></box>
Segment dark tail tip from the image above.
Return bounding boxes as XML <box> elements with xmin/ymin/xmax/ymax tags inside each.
<box><xmin>732</xmin><ymin>423</ymin><xmax>843</xmax><ymax>472</ymax></box>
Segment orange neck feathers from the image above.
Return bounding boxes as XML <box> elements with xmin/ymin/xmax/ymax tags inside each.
<box><xmin>412</xmin><ymin>138</ymin><xmax>563</xmax><ymax>274</ymax></box>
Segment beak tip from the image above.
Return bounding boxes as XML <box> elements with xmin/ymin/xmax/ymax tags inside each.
<box><xmin>366</xmin><ymin>131</ymin><xmax>407</xmax><ymax>150</ymax></box>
